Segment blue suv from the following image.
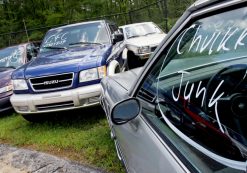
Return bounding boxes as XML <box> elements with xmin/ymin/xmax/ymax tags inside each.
<box><xmin>10</xmin><ymin>20</ymin><xmax>125</xmax><ymax>121</ymax></box>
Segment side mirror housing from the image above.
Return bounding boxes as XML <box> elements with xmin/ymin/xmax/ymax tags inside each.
<box><xmin>112</xmin><ymin>32</ymin><xmax>124</xmax><ymax>44</ymax></box>
<box><xmin>111</xmin><ymin>98</ymin><xmax>141</xmax><ymax>125</ymax></box>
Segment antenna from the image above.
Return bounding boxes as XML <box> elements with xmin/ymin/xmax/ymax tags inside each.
<box><xmin>23</xmin><ymin>19</ymin><xmax>30</xmax><ymax>43</ymax></box>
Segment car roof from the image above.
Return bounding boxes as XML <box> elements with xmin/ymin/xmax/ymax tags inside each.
<box><xmin>189</xmin><ymin>0</ymin><xmax>243</xmax><ymax>11</ymax></box>
<box><xmin>120</xmin><ymin>22</ymin><xmax>154</xmax><ymax>29</ymax></box>
<box><xmin>48</xmin><ymin>20</ymin><xmax>106</xmax><ymax>31</ymax></box>
<box><xmin>0</xmin><ymin>43</ymin><xmax>28</xmax><ymax>51</ymax></box>
<box><xmin>193</xmin><ymin>0</ymin><xmax>216</xmax><ymax>6</ymax></box>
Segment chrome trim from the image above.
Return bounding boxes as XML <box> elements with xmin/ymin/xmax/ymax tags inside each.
<box><xmin>36</xmin><ymin>101</ymin><xmax>74</xmax><ymax>110</ymax></box>
<box><xmin>29</xmin><ymin>72</ymin><xmax>74</xmax><ymax>92</ymax></box>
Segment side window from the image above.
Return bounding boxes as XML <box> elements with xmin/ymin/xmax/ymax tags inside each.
<box><xmin>26</xmin><ymin>44</ymin><xmax>33</xmax><ymax>61</ymax></box>
<box><xmin>119</xmin><ymin>28</ymin><xmax>123</xmax><ymax>34</ymax></box>
<box><xmin>109</xmin><ymin>24</ymin><xmax>118</xmax><ymax>34</ymax></box>
<box><xmin>27</xmin><ymin>43</ymin><xmax>37</xmax><ymax>61</ymax></box>
<box><xmin>138</xmin><ymin>6</ymin><xmax>247</xmax><ymax>172</ymax></box>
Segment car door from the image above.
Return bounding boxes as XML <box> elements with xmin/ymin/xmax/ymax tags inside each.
<box><xmin>107</xmin><ymin>23</ymin><xmax>126</xmax><ymax>70</ymax></box>
<box><xmin>26</xmin><ymin>43</ymin><xmax>37</xmax><ymax>62</ymax></box>
<box><xmin>112</xmin><ymin>4</ymin><xmax>247</xmax><ymax>173</ymax></box>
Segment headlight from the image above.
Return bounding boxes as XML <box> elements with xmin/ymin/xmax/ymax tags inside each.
<box><xmin>0</xmin><ymin>84</ymin><xmax>13</xmax><ymax>94</ymax></box>
<box><xmin>79</xmin><ymin>66</ymin><xmax>107</xmax><ymax>83</ymax></box>
<box><xmin>137</xmin><ymin>46</ymin><xmax>151</xmax><ymax>54</ymax></box>
<box><xmin>97</xmin><ymin>66</ymin><xmax>107</xmax><ymax>78</ymax></box>
<box><xmin>12</xmin><ymin>79</ymin><xmax>28</xmax><ymax>90</ymax></box>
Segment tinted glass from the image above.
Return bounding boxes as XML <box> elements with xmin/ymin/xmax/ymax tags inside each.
<box><xmin>40</xmin><ymin>22</ymin><xmax>110</xmax><ymax>53</ymax></box>
<box><xmin>0</xmin><ymin>46</ymin><xmax>25</xmax><ymax>68</ymax></box>
<box><xmin>138</xmin><ymin>7</ymin><xmax>247</xmax><ymax>172</ymax></box>
<box><xmin>124</xmin><ymin>23</ymin><xmax>163</xmax><ymax>39</ymax></box>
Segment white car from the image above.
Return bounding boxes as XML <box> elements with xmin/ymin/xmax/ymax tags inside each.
<box><xmin>120</xmin><ymin>22</ymin><xmax>166</xmax><ymax>69</ymax></box>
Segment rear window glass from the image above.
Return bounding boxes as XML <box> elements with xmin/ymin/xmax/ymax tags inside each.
<box><xmin>0</xmin><ymin>46</ymin><xmax>25</xmax><ymax>68</ymax></box>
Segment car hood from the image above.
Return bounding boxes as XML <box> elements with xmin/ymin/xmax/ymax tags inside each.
<box><xmin>101</xmin><ymin>67</ymin><xmax>143</xmax><ymax>105</ymax></box>
<box><xmin>24</xmin><ymin>45</ymin><xmax>112</xmax><ymax>79</ymax></box>
<box><xmin>0</xmin><ymin>68</ymin><xmax>14</xmax><ymax>88</ymax></box>
<box><xmin>125</xmin><ymin>33</ymin><xmax>166</xmax><ymax>47</ymax></box>
<box><xmin>109</xmin><ymin>67</ymin><xmax>143</xmax><ymax>91</ymax></box>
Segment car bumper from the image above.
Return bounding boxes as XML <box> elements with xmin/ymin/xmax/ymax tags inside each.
<box><xmin>10</xmin><ymin>84</ymin><xmax>101</xmax><ymax>114</ymax></box>
<box><xmin>0</xmin><ymin>95</ymin><xmax>12</xmax><ymax>112</ymax></box>
<box><xmin>135</xmin><ymin>52</ymin><xmax>152</xmax><ymax>59</ymax></box>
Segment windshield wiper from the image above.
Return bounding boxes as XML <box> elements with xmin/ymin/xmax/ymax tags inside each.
<box><xmin>127</xmin><ymin>35</ymin><xmax>140</xmax><ymax>39</ymax></box>
<box><xmin>144</xmin><ymin>32</ymin><xmax>157</xmax><ymax>36</ymax></box>
<box><xmin>69</xmin><ymin>42</ymin><xmax>103</xmax><ymax>46</ymax></box>
<box><xmin>43</xmin><ymin>46</ymin><xmax>67</xmax><ymax>50</ymax></box>
<box><xmin>0</xmin><ymin>66</ymin><xmax>16</xmax><ymax>69</ymax></box>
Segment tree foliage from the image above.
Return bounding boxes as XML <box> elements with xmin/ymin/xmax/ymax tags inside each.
<box><xmin>0</xmin><ymin>0</ymin><xmax>195</xmax><ymax>47</ymax></box>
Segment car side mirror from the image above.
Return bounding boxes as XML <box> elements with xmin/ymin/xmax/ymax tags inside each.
<box><xmin>112</xmin><ymin>32</ymin><xmax>124</xmax><ymax>44</ymax></box>
<box><xmin>111</xmin><ymin>98</ymin><xmax>141</xmax><ymax>125</ymax></box>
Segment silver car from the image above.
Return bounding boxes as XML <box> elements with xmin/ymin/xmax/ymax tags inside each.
<box><xmin>120</xmin><ymin>22</ymin><xmax>167</xmax><ymax>69</ymax></box>
<box><xmin>100</xmin><ymin>0</ymin><xmax>247</xmax><ymax>172</ymax></box>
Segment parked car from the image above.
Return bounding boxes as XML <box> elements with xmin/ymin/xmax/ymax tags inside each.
<box><xmin>10</xmin><ymin>20</ymin><xmax>125</xmax><ymax>122</ymax></box>
<box><xmin>120</xmin><ymin>22</ymin><xmax>166</xmax><ymax>69</ymax></box>
<box><xmin>100</xmin><ymin>0</ymin><xmax>247</xmax><ymax>172</ymax></box>
<box><xmin>0</xmin><ymin>43</ymin><xmax>37</xmax><ymax>113</ymax></box>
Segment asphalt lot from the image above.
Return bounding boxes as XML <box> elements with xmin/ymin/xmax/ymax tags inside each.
<box><xmin>0</xmin><ymin>144</ymin><xmax>107</xmax><ymax>173</ymax></box>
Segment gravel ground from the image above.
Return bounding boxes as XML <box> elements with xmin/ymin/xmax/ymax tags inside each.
<box><xmin>0</xmin><ymin>144</ymin><xmax>107</xmax><ymax>173</ymax></box>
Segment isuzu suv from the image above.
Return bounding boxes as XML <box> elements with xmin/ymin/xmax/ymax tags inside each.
<box><xmin>10</xmin><ymin>20</ymin><xmax>125</xmax><ymax>122</ymax></box>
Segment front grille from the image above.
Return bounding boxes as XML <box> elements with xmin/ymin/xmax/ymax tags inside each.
<box><xmin>36</xmin><ymin>101</ymin><xmax>74</xmax><ymax>111</ymax></box>
<box><xmin>151</xmin><ymin>46</ymin><xmax>157</xmax><ymax>52</ymax></box>
<box><xmin>30</xmin><ymin>73</ymin><xmax>74</xmax><ymax>92</ymax></box>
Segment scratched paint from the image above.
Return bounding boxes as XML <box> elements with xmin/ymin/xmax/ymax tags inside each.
<box><xmin>0</xmin><ymin>47</ymin><xmax>24</xmax><ymax>67</ymax></box>
<box><xmin>43</xmin><ymin>32</ymin><xmax>68</xmax><ymax>47</ymax></box>
<box><xmin>177</xmin><ymin>24</ymin><xmax>247</xmax><ymax>56</ymax></box>
<box><xmin>171</xmin><ymin>70</ymin><xmax>225</xmax><ymax>132</ymax></box>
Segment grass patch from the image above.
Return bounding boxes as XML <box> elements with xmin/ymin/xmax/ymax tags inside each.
<box><xmin>0</xmin><ymin>107</ymin><xmax>124</xmax><ymax>173</ymax></box>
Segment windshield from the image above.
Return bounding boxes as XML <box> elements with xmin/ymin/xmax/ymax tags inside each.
<box><xmin>0</xmin><ymin>46</ymin><xmax>25</xmax><ymax>68</ymax></box>
<box><xmin>40</xmin><ymin>22</ymin><xmax>110</xmax><ymax>53</ymax></box>
<box><xmin>139</xmin><ymin>6</ymin><xmax>247</xmax><ymax>172</ymax></box>
<box><xmin>124</xmin><ymin>23</ymin><xmax>163</xmax><ymax>39</ymax></box>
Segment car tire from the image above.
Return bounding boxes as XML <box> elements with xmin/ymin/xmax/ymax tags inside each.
<box><xmin>127</xmin><ymin>51</ymin><xmax>140</xmax><ymax>69</ymax></box>
<box><xmin>108</xmin><ymin>60</ymin><xmax>120</xmax><ymax>75</ymax></box>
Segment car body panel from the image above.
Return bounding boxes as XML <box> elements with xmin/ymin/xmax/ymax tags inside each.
<box><xmin>120</xmin><ymin>22</ymin><xmax>166</xmax><ymax>58</ymax></box>
<box><xmin>123</xmin><ymin>33</ymin><xmax>166</xmax><ymax>48</ymax></box>
<box><xmin>0</xmin><ymin>43</ymin><xmax>36</xmax><ymax>112</ymax></box>
<box><xmin>24</xmin><ymin>44</ymin><xmax>111</xmax><ymax>79</ymax></box>
<box><xmin>11</xmin><ymin>83</ymin><xmax>101</xmax><ymax>114</ymax></box>
<box><xmin>101</xmin><ymin>68</ymin><xmax>141</xmax><ymax>114</ymax></box>
<box><xmin>0</xmin><ymin>68</ymin><xmax>14</xmax><ymax>112</ymax></box>
<box><xmin>100</xmin><ymin>0</ymin><xmax>247</xmax><ymax>172</ymax></box>
<box><xmin>101</xmin><ymin>68</ymin><xmax>188</xmax><ymax>173</ymax></box>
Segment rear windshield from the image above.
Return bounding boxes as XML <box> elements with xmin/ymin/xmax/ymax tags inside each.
<box><xmin>0</xmin><ymin>46</ymin><xmax>25</xmax><ymax>68</ymax></box>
